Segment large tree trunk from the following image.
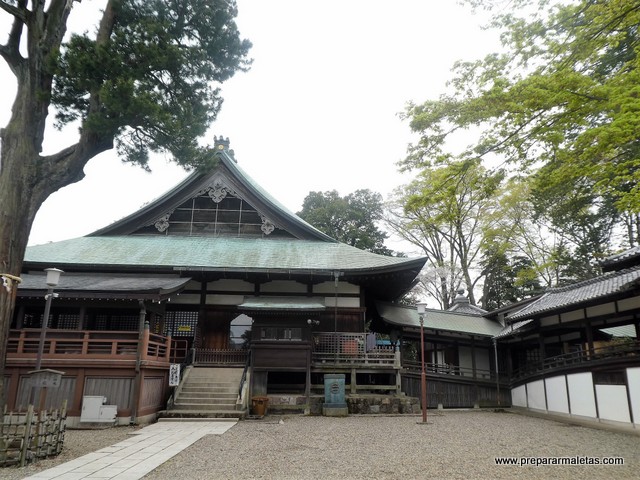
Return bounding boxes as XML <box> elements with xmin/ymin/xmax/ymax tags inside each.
<box><xmin>0</xmin><ymin>1</ymin><xmax>116</xmax><ymax>407</ymax></box>
<box><xmin>0</xmin><ymin>126</ymin><xmax>44</xmax><ymax>406</ymax></box>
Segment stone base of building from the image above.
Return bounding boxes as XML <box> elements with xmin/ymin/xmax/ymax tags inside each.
<box><xmin>264</xmin><ymin>394</ymin><xmax>420</xmax><ymax>416</ymax></box>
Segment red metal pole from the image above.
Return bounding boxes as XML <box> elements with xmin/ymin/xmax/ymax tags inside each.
<box><xmin>420</xmin><ymin>316</ymin><xmax>427</xmax><ymax>423</ymax></box>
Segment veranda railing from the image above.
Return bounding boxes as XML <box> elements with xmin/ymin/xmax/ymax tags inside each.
<box><xmin>403</xmin><ymin>361</ymin><xmax>495</xmax><ymax>380</ymax></box>
<box><xmin>194</xmin><ymin>348</ymin><xmax>248</xmax><ymax>365</ymax></box>
<box><xmin>7</xmin><ymin>329</ymin><xmax>172</xmax><ymax>362</ymax></box>
<box><xmin>311</xmin><ymin>332</ymin><xmax>398</xmax><ymax>367</ymax></box>
<box><xmin>511</xmin><ymin>340</ymin><xmax>640</xmax><ymax>381</ymax></box>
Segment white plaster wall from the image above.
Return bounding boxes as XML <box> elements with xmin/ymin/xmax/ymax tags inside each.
<box><xmin>627</xmin><ymin>367</ymin><xmax>640</xmax><ymax>425</ymax></box>
<box><xmin>567</xmin><ymin>372</ymin><xmax>597</xmax><ymax>418</ymax></box>
<box><xmin>512</xmin><ymin>385</ymin><xmax>527</xmax><ymax>407</ymax></box>
<box><xmin>527</xmin><ymin>379</ymin><xmax>546</xmax><ymax>411</ymax></box>
<box><xmin>207</xmin><ymin>279</ymin><xmax>253</xmax><ymax>292</ymax></box>
<box><xmin>313</xmin><ymin>281</ymin><xmax>360</xmax><ymax>294</ymax></box>
<box><xmin>545</xmin><ymin>375</ymin><xmax>569</xmax><ymax>414</ymax></box>
<box><xmin>205</xmin><ymin>294</ymin><xmax>244</xmax><ymax>305</ymax></box>
<box><xmin>323</xmin><ymin>297</ymin><xmax>360</xmax><ymax>308</ymax></box>
<box><xmin>260</xmin><ymin>280</ymin><xmax>307</xmax><ymax>293</ymax></box>
<box><xmin>595</xmin><ymin>384</ymin><xmax>631</xmax><ymax>423</ymax></box>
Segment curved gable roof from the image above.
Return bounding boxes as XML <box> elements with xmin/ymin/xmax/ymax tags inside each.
<box><xmin>90</xmin><ymin>146</ymin><xmax>334</xmax><ymax>242</ymax></box>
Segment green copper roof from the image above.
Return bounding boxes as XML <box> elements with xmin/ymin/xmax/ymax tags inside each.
<box><xmin>376</xmin><ymin>302</ymin><xmax>504</xmax><ymax>337</ymax></box>
<box><xmin>25</xmin><ymin>236</ymin><xmax>424</xmax><ymax>273</ymax></box>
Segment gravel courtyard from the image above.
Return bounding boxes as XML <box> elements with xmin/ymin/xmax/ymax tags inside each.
<box><xmin>5</xmin><ymin>410</ymin><xmax>640</xmax><ymax>479</ymax></box>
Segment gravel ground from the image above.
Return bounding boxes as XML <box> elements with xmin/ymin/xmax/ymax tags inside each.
<box><xmin>3</xmin><ymin>411</ymin><xmax>640</xmax><ymax>480</ymax></box>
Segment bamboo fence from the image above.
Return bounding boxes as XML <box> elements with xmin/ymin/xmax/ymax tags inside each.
<box><xmin>0</xmin><ymin>401</ymin><xmax>67</xmax><ymax>467</ymax></box>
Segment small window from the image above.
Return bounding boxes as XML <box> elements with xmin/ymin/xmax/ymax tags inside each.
<box><xmin>259</xmin><ymin>327</ymin><xmax>302</xmax><ymax>341</ymax></box>
<box><xmin>592</xmin><ymin>371</ymin><xmax>626</xmax><ymax>385</ymax></box>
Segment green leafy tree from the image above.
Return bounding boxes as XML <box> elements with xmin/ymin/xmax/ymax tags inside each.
<box><xmin>0</xmin><ymin>0</ymin><xmax>251</xmax><ymax>399</ymax></box>
<box><xmin>484</xmin><ymin>176</ymin><xmax>598</xmax><ymax>289</ymax></box>
<box><xmin>297</xmin><ymin>189</ymin><xmax>395</xmax><ymax>255</ymax></box>
<box><xmin>480</xmin><ymin>243</ymin><xmax>541</xmax><ymax>310</ymax></box>
<box><xmin>401</xmin><ymin>0</ymin><xmax>640</xmax><ymax>247</ymax></box>
<box><xmin>387</xmin><ymin>158</ymin><xmax>503</xmax><ymax>307</ymax></box>
<box><xmin>529</xmin><ymin>162</ymin><xmax>619</xmax><ymax>277</ymax></box>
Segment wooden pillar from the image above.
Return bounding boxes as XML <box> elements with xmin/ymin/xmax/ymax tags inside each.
<box><xmin>585</xmin><ymin>321</ymin><xmax>594</xmax><ymax>357</ymax></box>
<box><xmin>305</xmin><ymin>347</ymin><xmax>311</xmax><ymax>411</ymax></box>
<box><xmin>539</xmin><ymin>334</ymin><xmax>546</xmax><ymax>361</ymax></box>
<box><xmin>433</xmin><ymin>340</ymin><xmax>438</xmax><ymax>367</ymax></box>
<box><xmin>15</xmin><ymin>305</ymin><xmax>25</xmax><ymax>329</ymax></box>
<box><xmin>471</xmin><ymin>337</ymin><xmax>479</xmax><ymax>408</ymax></box>
<box><xmin>74</xmin><ymin>369</ymin><xmax>86</xmax><ymax>418</ymax></box>
<box><xmin>165</xmin><ymin>331</ymin><xmax>172</xmax><ymax>360</ymax></box>
<box><xmin>471</xmin><ymin>338</ymin><xmax>477</xmax><ymax>379</ymax></box>
<box><xmin>350</xmin><ymin>367</ymin><xmax>357</xmax><ymax>394</ymax></box>
<box><xmin>78</xmin><ymin>306</ymin><xmax>86</xmax><ymax>330</ymax></box>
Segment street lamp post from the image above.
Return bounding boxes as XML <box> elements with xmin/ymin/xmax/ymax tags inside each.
<box><xmin>417</xmin><ymin>303</ymin><xmax>427</xmax><ymax>424</ymax></box>
<box><xmin>34</xmin><ymin>268</ymin><xmax>63</xmax><ymax>371</ymax></box>
<box><xmin>493</xmin><ymin>338</ymin><xmax>501</xmax><ymax>407</ymax></box>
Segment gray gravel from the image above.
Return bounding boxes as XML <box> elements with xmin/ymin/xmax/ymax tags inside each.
<box><xmin>3</xmin><ymin>411</ymin><xmax>640</xmax><ymax>479</ymax></box>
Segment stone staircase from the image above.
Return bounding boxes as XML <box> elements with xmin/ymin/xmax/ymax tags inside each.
<box><xmin>161</xmin><ymin>367</ymin><xmax>247</xmax><ymax>419</ymax></box>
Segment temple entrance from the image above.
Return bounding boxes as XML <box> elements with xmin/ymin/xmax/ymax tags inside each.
<box><xmin>195</xmin><ymin>310</ymin><xmax>251</xmax><ymax>365</ymax></box>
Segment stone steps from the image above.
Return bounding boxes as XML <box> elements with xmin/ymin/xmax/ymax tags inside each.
<box><xmin>162</xmin><ymin>367</ymin><xmax>247</xmax><ymax>420</ymax></box>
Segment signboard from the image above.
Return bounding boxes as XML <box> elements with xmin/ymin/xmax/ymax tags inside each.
<box><xmin>30</xmin><ymin>369</ymin><xmax>64</xmax><ymax>388</ymax></box>
<box><xmin>177</xmin><ymin>325</ymin><xmax>192</xmax><ymax>332</ymax></box>
<box><xmin>169</xmin><ymin>364</ymin><xmax>181</xmax><ymax>387</ymax></box>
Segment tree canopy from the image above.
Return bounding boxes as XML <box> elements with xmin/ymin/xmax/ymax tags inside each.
<box><xmin>400</xmin><ymin>0</ymin><xmax>640</xmax><ymax>246</ymax></box>
<box><xmin>387</xmin><ymin>159</ymin><xmax>503</xmax><ymax>308</ymax></box>
<box><xmin>297</xmin><ymin>189</ymin><xmax>395</xmax><ymax>256</ymax></box>
<box><xmin>395</xmin><ymin>0</ymin><xmax>640</xmax><ymax>305</ymax></box>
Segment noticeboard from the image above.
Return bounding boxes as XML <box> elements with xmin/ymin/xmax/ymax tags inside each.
<box><xmin>169</xmin><ymin>364</ymin><xmax>181</xmax><ymax>387</ymax></box>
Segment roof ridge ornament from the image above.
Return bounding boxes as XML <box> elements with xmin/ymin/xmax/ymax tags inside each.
<box><xmin>214</xmin><ymin>135</ymin><xmax>235</xmax><ymax>161</ymax></box>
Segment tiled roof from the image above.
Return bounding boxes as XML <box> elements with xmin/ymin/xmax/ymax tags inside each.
<box><xmin>507</xmin><ymin>266</ymin><xmax>640</xmax><ymax>321</ymax></box>
<box><xmin>17</xmin><ymin>273</ymin><xmax>190</xmax><ymax>300</ymax></box>
<box><xmin>447</xmin><ymin>303</ymin><xmax>488</xmax><ymax>315</ymax></box>
<box><xmin>24</xmin><ymin>236</ymin><xmax>424</xmax><ymax>273</ymax></box>
<box><xmin>376</xmin><ymin>302</ymin><xmax>503</xmax><ymax>337</ymax></box>
<box><xmin>494</xmin><ymin>319</ymin><xmax>534</xmax><ymax>339</ymax></box>
<box><xmin>601</xmin><ymin>246</ymin><xmax>640</xmax><ymax>270</ymax></box>
<box><xmin>446</xmin><ymin>290</ymin><xmax>488</xmax><ymax>315</ymax></box>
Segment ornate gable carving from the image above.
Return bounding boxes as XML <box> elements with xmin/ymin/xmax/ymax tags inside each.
<box><xmin>144</xmin><ymin>174</ymin><xmax>284</xmax><ymax>236</ymax></box>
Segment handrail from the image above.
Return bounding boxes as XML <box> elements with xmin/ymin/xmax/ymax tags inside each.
<box><xmin>6</xmin><ymin>329</ymin><xmax>171</xmax><ymax>362</ymax></box>
<box><xmin>403</xmin><ymin>361</ymin><xmax>496</xmax><ymax>380</ymax></box>
<box><xmin>511</xmin><ymin>340</ymin><xmax>640</xmax><ymax>381</ymax></box>
<box><xmin>238</xmin><ymin>351</ymin><xmax>251</xmax><ymax>397</ymax></box>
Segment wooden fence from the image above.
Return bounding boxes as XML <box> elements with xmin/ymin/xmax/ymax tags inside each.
<box><xmin>0</xmin><ymin>402</ymin><xmax>67</xmax><ymax>467</ymax></box>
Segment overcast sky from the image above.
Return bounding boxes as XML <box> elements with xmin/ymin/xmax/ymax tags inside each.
<box><xmin>1</xmin><ymin>1</ymin><xmax>500</xmax><ymax>252</ymax></box>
